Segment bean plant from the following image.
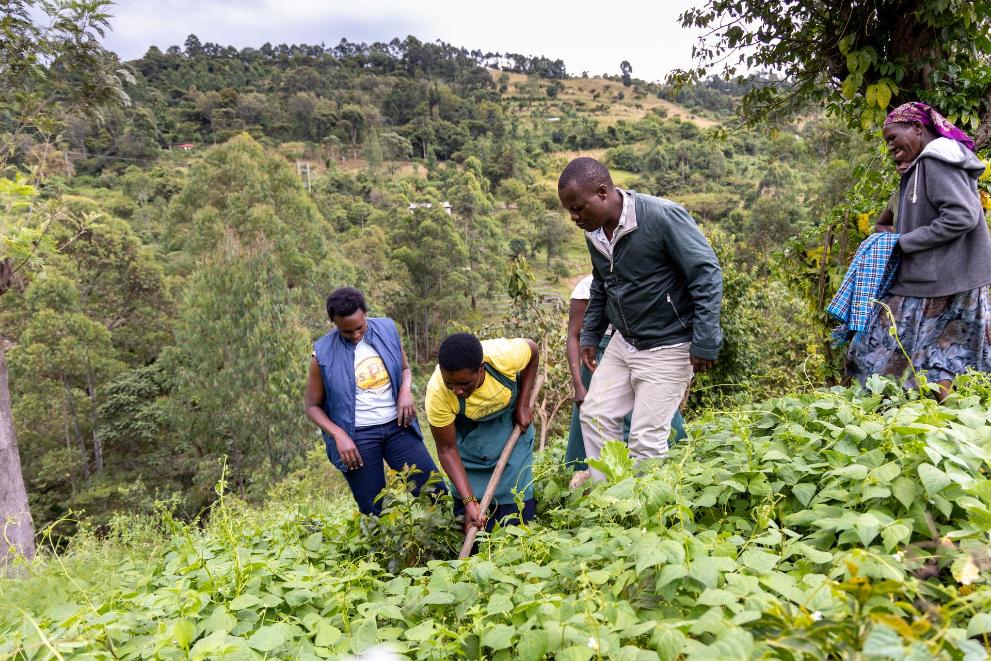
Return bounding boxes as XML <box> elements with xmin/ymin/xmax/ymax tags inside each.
<box><xmin>2</xmin><ymin>375</ymin><xmax>991</xmax><ymax>659</ymax></box>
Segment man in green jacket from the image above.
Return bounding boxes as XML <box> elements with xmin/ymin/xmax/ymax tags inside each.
<box><xmin>558</xmin><ymin>157</ymin><xmax>723</xmax><ymax>481</ymax></box>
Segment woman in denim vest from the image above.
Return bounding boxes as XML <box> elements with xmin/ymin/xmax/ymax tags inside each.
<box><xmin>304</xmin><ymin>287</ymin><xmax>444</xmax><ymax>514</ymax></box>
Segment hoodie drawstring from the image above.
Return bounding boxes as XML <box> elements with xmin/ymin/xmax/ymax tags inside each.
<box><xmin>911</xmin><ymin>165</ymin><xmax>919</xmax><ymax>204</ymax></box>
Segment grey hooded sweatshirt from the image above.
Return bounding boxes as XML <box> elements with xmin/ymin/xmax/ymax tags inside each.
<box><xmin>891</xmin><ymin>137</ymin><xmax>991</xmax><ymax>297</ymax></box>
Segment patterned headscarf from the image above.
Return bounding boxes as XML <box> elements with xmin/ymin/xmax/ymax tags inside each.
<box><xmin>883</xmin><ymin>102</ymin><xmax>975</xmax><ymax>152</ymax></box>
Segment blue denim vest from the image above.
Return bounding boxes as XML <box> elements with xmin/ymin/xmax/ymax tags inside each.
<box><xmin>313</xmin><ymin>317</ymin><xmax>422</xmax><ymax>470</ymax></box>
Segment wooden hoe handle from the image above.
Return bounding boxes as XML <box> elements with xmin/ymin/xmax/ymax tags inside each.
<box><xmin>459</xmin><ymin>374</ymin><xmax>544</xmax><ymax>559</ymax></box>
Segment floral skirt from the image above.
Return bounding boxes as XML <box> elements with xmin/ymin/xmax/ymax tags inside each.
<box><xmin>846</xmin><ymin>286</ymin><xmax>991</xmax><ymax>386</ymax></box>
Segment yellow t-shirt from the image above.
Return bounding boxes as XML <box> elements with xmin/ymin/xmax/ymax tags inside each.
<box><xmin>425</xmin><ymin>338</ymin><xmax>532</xmax><ymax>427</ymax></box>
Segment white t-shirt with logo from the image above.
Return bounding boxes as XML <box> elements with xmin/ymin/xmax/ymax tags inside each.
<box><xmin>353</xmin><ymin>339</ymin><xmax>398</xmax><ymax>427</ymax></box>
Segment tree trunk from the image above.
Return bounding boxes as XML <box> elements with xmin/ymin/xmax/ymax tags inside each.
<box><xmin>412</xmin><ymin>316</ymin><xmax>420</xmax><ymax>363</ymax></box>
<box><xmin>0</xmin><ymin>257</ymin><xmax>13</xmax><ymax>296</ymax></box>
<box><xmin>423</xmin><ymin>308</ymin><xmax>431</xmax><ymax>363</ymax></box>
<box><xmin>60</xmin><ymin>402</ymin><xmax>78</xmax><ymax>492</ymax></box>
<box><xmin>0</xmin><ymin>345</ymin><xmax>36</xmax><ymax>571</ymax></box>
<box><xmin>537</xmin><ymin>397</ymin><xmax>549</xmax><ymax>451</ymax></box>
<box><xmin>87</xmin><ymin>372</ymin><xmax>103</xmax><ymax>472</ymax></box>
<box><xmin>540</xmin><ymin>395</ymin><xmax>569</xmax><ymax>452</ymax></box>
<box><xmin>61</xmin><ymin>374</ymin><xmax>90</xmax><ymax>479</ymax></box>
<box><xmin>974</xmin><ymin>89</ymin><xmax>991</xmax><ymax>151</ymax></box>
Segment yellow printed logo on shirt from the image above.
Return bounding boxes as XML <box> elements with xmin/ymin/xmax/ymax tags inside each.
<box><xmin>356</xmin><ymin>356</ymin><xmax>390</xmax><ymax>392</ymax></box>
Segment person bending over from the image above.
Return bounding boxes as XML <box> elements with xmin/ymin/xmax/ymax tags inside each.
<box><xmin>425</xmin><ymin>333</ymin><xmax>539</xmax><ymax>533</ymax></box>
<box><xmin>558</xmin><ymin>157</ymin><xmax>723</xmax><ymax>481</ymax></box>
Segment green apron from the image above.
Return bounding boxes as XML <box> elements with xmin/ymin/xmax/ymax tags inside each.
<box><xmin>454</xmin><ymin>363</ymin><xmax>535</xmax><ymax>505</ymax></box>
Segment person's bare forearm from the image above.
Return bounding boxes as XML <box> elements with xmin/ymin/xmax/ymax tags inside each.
<box><xmin>432</xmin><ymin>424</ymin><xmax>474</xmax><ymax>498</ymax></box>
<box><xmin>304</xmin><ymin>357</ymin><xmax>347</xmax><ymax>440</ymax></box>
<box><xmin>305</xmin><ymin>405</ymin><xmax>347</xmax><ymax>440</ymax></box>
<box><xmin>567</xmin><ymin>336</ymin><xmax>583</xmax><ymax>390</ymax></box>
<box><xmin>567</xmin><ymin>298</ymin><xmax>588</xmax><ymax>391</ymax></box>
<box><xmin>400</xmin><ymin>347</ymin><xmax>413</xmax><ymax>394</ymax></box>
<box><xmin>435</xmin><ymin>427</ymin><xmax>486</xmax><ymax>530</ymax></box>
<box><xmin>438</xmin><ymin>446</ymin><xmax>473</xmax><ymax>498</ymax></box>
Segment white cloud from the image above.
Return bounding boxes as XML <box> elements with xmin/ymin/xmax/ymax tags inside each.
<box><xmin>103</xmin><ymin>0</ymin><xmax>705</xmax><ymax>82</ymax></box>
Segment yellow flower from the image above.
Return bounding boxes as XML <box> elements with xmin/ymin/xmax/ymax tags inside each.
<box><xmin>980</xmin><ymin>190</ymin><xmax>991</xmax><ymax>211</ymax></box>
<box><xmin>857</xmin><ymin>212</ymin><xmax>871</xmax><ymax>235</ymax></box>
<box><xmin>806</xmin><ymin>246</ymin><xmax>824</xmax><ymax>265</ymax></box>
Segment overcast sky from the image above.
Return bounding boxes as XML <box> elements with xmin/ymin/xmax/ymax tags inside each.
<box><xmin>101</xmin><ymin>0</ymin><xmax>705</xmax><ymax>83</ymax></box>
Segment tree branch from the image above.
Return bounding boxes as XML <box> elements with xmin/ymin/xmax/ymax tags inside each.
<box><xmin>0</xmin><ymin>258</ymin><xmax>12</xmax><ymax>297</ymax></box>
<box><xmin>974</xmin><ymin>89</ymin><xmax>991</xmax><ymax>151</ymax></box>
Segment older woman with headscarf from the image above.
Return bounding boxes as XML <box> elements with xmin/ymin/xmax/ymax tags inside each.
<box><xmin>846</xmin><ymin>102</ymin><xmax>991</xmax><ymax>399</ymax></box>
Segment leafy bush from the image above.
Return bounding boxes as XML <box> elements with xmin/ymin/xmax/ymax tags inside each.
<box><xmin>508</xmin><ymin>237</ymin><xmax>528</xmax><ymax>257</ymax></box>
<box><xmin>550</xmin><ymin>258</ymin><xmax>571</xmax><ymax>279</ymax></box>
<box><xmin>352</xmin><ymin>470</ymin><xmax>461</xmax><ymax>573</ymax></box>
<box><xmin>606</xmin><ymin>145</ymin><xmax>644</xmax><ymax>173</ymax></box>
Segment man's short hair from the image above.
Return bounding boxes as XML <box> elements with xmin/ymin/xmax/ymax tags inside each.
<box><xmin>557</xmin><ymin>157</ymin><xmax>613</xmax><ymax>192</ymax></box>
<box><xmin>438</xmin><ymin>332</ymin><xmax>484</xmax><ymax>372</ymax></box>
<box><xmin>326</xmin><ymin>287</ymin><xmax>367</xmax><ymax>319</ymax></box>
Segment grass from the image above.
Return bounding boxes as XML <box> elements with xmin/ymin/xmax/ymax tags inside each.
<box><xmin>487</xmin><ymin>68</ymin><xmax>719</xmax><ymax>129</ymax></box>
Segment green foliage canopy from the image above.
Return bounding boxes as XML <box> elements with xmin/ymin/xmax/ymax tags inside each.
<box><xmin>676</xmin><ymin>0</ymin><xmax>991</xmax><ymax>142</ymax></box>
<box><xmin>0</xmin><ymin>0</ymin><xmax>131</xmax><ymax>169</ymax></box>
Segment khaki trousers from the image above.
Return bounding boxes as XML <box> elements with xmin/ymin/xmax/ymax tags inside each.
<box><xmin>579</xmin><ymin>336</ymin><xmax>693</xmax><ymax>481</ymax></box>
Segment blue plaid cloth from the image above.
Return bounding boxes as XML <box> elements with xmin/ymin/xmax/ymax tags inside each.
<box><xmin>827</xmin><ymin>232</ymin><xmax>901</xmax><ymax>344</ymax></box>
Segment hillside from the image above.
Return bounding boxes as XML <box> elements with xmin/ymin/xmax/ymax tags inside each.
<box><xmin>7</xmin><ymin>0</ymin><xmax>991</xmax><ymax>655</ymax></box>
<box><xmin>0</xmin><ymin>31</ymin><xmax>881</xmax><ymax>536</ymax></box>
<box><xmin>489</xmin><ymin>69</ymin><xmax>721</xmax><ymax>128</ymax></box>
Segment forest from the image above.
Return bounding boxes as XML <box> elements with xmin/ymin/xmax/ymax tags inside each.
<box><xmin>2</xmin><ymin>0</ymin><xmax>991</xmax><ymax>658</ymax></box>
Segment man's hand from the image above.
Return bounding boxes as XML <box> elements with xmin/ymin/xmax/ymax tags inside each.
<box><xmin>580</xmin><ymin>346</ymin><xmax>598</xmax><ymax>372</ymax></box>
<box><xmin>513</xmin><ymin>404</ymin><xmax>533</xmax><ymax>431</ymax></box>
<box><xmin>464</xmin><ymin>501</ymin><xmax>487</xmax><ymax>533</ymax></box>
<box><xmin>572</xmin><ymin>382</ymin><xmax>588</xmax><ymax>406</ymax></box>
<box><xmin>335</xmin><ymin>433</ymin><xmax>363</xmax><ymax>471</ymax></box>
<box><xmin>690</xmin><ymin>356</ymin><xmax>717</xmax><ymax>373</ymax></box>
<box><xmin>396</xmin><ymin>386</ymin><xmax>416</xmax><ymax>426</ymax></box>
